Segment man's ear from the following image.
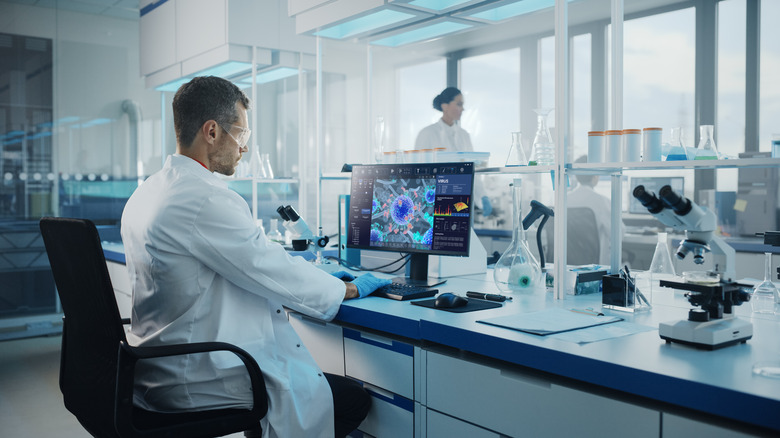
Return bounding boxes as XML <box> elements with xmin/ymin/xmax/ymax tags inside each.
<box><xmin>202</xmin><ymin>120</ymin><xmax>219</xmax><ymax>145</ymax></box>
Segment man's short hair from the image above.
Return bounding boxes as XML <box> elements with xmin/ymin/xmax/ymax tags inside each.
<box><xmin>172</xmin><ymin>76</ymin><xmax>251</xmax><ymax>148</ymax></box>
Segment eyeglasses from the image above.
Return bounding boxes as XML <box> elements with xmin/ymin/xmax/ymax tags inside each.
<box><xmin>220</xmin><ymin>124</ymin><xmax>251</xmax><ymax>148</ymax></box>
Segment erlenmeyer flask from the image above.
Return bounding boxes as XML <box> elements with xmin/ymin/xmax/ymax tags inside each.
<box><xmin>261</xmin><ymin>153</ymin><xmax>274</xmax><ymax>179</ymax></box>
<box><xmin>250</xmin><ymin>147</ymin><xmax>266</xmax><ymax>178</ymax></box>
<box><xmin>751</xmin><ymin>252</ymin><xmax>778</xmax><ymax>314</ymax></box>
<box><xmin>694</xmin><ymin>125</ymin><xmax>720</xmax><ymax>160</ymax></box>
<box><xmin>529</xmin><ymin>109</ymin><xmax>555</xmax><ymax>166</ymax></box>
<box><xmin>505</xmin><ymin>131</ymin><xmax>527</xmax><ymax>166</ymax></box>
<box><xmin>665</xmin><ymin>127</ymin><xmax>688</xmax><ymax>161</ymax></box>
<box><xmin>493</xmin><ymin>179</ymin><xmax>542</xmax><ymax>293</ymax></box>
<box><xmin>648</xmin><ymin>232</ymin><xmax>676</xmax><ymax>302</ymax></box>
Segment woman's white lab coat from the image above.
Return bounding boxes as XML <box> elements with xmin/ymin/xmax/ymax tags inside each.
<box><xmin>414</xmin><ymin>118</ymin><xmax>473</xmax><ymax>152</ymax></box>
<box><xmin>121</xmin><ymin>154</ymin><xmax>346</xmax><ymax>438</ymax></box>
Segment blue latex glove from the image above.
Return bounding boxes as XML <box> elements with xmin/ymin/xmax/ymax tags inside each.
<box><xmin>331</xmin><ymin>271</ymin><xmax>356</xmax><ymax>281</ymax></box>
<box><xmin>481</xmin><ymin>196</ymin><xmax>493</xmax><ymax>217</ymax></box>
<box><xmin>352</xmin><ymin>273</ymin><xmax>392</xmax><ymax>298</ymax></box>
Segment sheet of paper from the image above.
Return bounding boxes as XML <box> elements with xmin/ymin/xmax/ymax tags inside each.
<box><xmin>478</xmin><ymin>308</ymin><xmax>623</xmax><ymax>335</ymax></box>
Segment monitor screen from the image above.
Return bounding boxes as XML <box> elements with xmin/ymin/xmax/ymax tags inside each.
<box><xmin>628</xmin><ymin>176</ymin><xmax>685</xmax><ymax>214</ymax></box>
<box><xmin>347</xmin><ymin>162</ymin><xmax>474</xmax><ymax>286</ymax></box>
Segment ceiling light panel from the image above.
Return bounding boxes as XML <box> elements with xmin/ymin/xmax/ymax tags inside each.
<box><xmin>370</xmin><ymin>18</ymin><xmax>477</xmax><ymax>47</ymax></box>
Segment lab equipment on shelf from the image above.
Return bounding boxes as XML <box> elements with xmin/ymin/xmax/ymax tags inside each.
<box><xmin>529</xmin><ymin>108</ymin><xmax>555</xmax><ymax>166</ymax></box>
<box><xmin>605</xmin><ymin>130</ymin><xmax>622</xmax><ymax>162</ymax></box>
<box><xmin>664</xmin><ymin>127</ymin><xmax>688</xmax><ymax>161</ymax></box>
<box><xmin>642</xmin><ymin>127</ymin><xmax>663</xmax><ymax>161</ymax></box>
<box><xmin>622</xmin><ymin>129</ymin><xmax>641</xmax><ymax>162</ymax></box>
<box><xmin>505</xmin><ymin>131</ymin><xmax>527</xmax><ymax>166</ymax></box>
<box><xmin>493</xmin><ymin>179</ymin><xmax>543</xmax><ymax>293</ymax></box>
<box><xmin>587</xmin><ymin>131</ymin><xmax>605</xmax><ymax>163</ymax></box>
<box><xmin>632</xmin><ymin>184</ymin><xmax>752</xmax><ymax>349</ymax></box>
<box><xmin>694</xmin><ymin>124</ymin><xmax>720</xmax><ymax>160</ymax></box>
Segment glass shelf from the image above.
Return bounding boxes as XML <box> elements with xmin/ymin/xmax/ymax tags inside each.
<box><xmin>568</xmin><ymin>157</ymin><xmax>780</xmax><ymax>173</ymax></box>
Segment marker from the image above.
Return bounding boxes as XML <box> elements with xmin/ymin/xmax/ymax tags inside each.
<box><xmin>466</xmin><ymin>291</ymin><xmax>511</xmax><ymax>302</ymax></box>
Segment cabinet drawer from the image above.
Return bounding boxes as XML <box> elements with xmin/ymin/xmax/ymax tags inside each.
<box><xmin>425</xmin><ymin>409</ymin><xmax>501</xmax><ymax>438</ymax></box>
<box><xmin>344</xmin><ymin>328</ymin><xmax>414</xmax><ymax>399</ymax></box>
<box><xmin>358</xmin><ymin>382</ymin><xmax>415</xmax><ymax>438</ymax></box>
<box><xmin>426</xmin><ymin>351</ymin><xmax>659</xmax><ymax>437</ymax></box>
<box><xmin>288</xmin><ymin>312</ymin><xmax>344</xmax><ymax>375</ymax></box>
<box><xmin>662</xmin><ymin>413</ymin><xmax>759</xmax><ymax>438</ymax></box>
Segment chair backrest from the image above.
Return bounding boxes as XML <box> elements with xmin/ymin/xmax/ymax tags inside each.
<box><xmin>40</xmin><ymin>217</ymin><xmax>127</xmax><ymax>438</ymax></box>
<box><xmin>544</xmin><ymin>207</ymin><xmax>601</xmax><ymax>265</ymax></box>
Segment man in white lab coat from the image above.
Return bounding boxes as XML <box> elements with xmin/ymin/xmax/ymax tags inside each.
<box><xmin>121</xmin><ymin>76</ymin><xmax>389</xmax><ymax>438</ymax></box>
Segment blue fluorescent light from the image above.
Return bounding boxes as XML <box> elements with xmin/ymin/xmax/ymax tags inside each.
<box><xmin>196</xmin><ymin>61</ymin><xmax>252</xmax><ymax>78</ymax></box>
<box><xmin>409</xmin><ymin>0</ymin><xmax>473</xmax><ymax>11</ymax></box>
<box><xmin>315</xmin><ymin>9</ymin><xmax>416</xmax><ymax>39</ymax></box>
<box><xmin>371</xmin><ymin>21</ymin><xmax>472</xmax><ymax>47</ymax></box>
<box><xmin>81</xmin><ymin>118</ymin><xmax>112</xmax><ymax>128</ymax></box>
<box><xmin>469</xmin><ymin>0</ymin><xmax>554</xmax><ymax>21</ymax></box>
<box><xmin>242</xmin><ymin>67</ymin><xmax>299</xmax><ymax>85</ymax></box>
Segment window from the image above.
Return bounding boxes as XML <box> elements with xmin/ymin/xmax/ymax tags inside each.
<box><xmin>398</xmin><ymin>59</ymin><xmax>446</xmax><ymax>150</ymax></box>
<box><xmin>718</xmin><ymin>0</ymin><xmax>746</xmax><ymax>158</ymax></box>
<box><xmin>461</xmin><ymin>48</ymin><xmax>521</xmax><ymax>167</ymax></box>
<box><xmin>760</xmin><ymin>0</ymin><xmax>780</xmax><ymax>151</ymax></box>
<box><xmin>623</xmin><ymin>8</ymin><xmax>696</xmax><ymax>148</ymax></box>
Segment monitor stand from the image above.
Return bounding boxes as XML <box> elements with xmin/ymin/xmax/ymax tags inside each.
<box><xmin>392</xmin><ymin>253</ymin><xmax>446</xmax><ymax>288</ymax></box>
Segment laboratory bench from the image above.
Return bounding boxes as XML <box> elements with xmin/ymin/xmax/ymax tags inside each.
<box><xmin>102</xmin><ymin>246</ymin><xmax>780</xmax><ymax>437</ymax></box>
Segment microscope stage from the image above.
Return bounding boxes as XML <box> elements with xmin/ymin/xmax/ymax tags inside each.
<box><xmin>659</xmin><ymin>317</ymin><xmax>753</xmax><ymax>350</ymax></box>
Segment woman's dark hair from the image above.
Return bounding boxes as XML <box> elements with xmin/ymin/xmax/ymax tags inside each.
<box><xmin>172</xmin><ymin>76</ymin><xmax>251</xmax><ymax>148</ymax></box>
<box><xmin>432</xmin><ymin>87</ymin><xmax>462</xmax><ymax>111</ymax></box>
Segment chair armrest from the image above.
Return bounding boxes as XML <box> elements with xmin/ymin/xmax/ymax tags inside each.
<box><xmin>115</xmin><ymin>340</ymin><xmax>268</xmax><ymax>431</ymax></box>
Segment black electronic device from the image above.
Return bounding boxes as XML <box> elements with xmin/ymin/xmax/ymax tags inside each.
<box><xmin>371</xmin><ymin>283</ymin><xmax>438</xmax><ymax>301</ymax></box>
<box><xmin>434</xmin><ymin>292</ymin><xmax>469</xmax><ymax>309</ymax></box>
<box><xmin>347</xmin><ymin>162</ymin><xmax>475</xmax><ymax>287</ymax></box>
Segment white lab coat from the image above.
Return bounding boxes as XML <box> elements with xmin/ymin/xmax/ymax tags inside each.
<box><xmin>414</xmin><ymin>118</ymin><xmax>473</xmax><ymax>152</ymax></box>
<box><xmin>121</xmin><ymin>154</ymin><xmax>346</xmax><ymax>438</ymax></box>
<box><xmin>567</xmin><ymin>183</ymin><xmax>617</xmax><ymax>265</ymax></box>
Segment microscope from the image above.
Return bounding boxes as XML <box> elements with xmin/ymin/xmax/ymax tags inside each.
<box><xmin>276</xmin><ymin>205</ymin><xmax>330</xmax><ymax>260</ymax></box>
<box><xmin>633</xmin><ymin>185</ymin><xmax>752</xmax><ymax>350</ymax></box>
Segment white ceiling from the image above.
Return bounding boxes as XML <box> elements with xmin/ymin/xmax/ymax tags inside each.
<box><xmin>2</xmin><ymin>0</ymin><xmax>140</xmax><ymax>20</ymax></box>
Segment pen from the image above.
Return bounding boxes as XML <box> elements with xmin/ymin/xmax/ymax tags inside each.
<box><xmin>466</xmin><ymin>291</ymin><xmax>511</xmax><ymax>302</ymax></box>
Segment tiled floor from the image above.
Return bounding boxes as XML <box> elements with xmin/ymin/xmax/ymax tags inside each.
<box><xmin>0</xmin><ymin>334</ymin><xmax>88</xmax><ymax>437</ymax></box>
<box><xmin>0</xmin><ymin>335</ymin><xmax>245</xmax><ymax>438</ymax></box>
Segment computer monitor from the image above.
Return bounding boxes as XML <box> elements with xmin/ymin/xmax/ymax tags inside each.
<box><xmin>347</xmin><ymin>162</ymin><xmax>475</xmax><ymax>287</ymax></box>
<box><xmin>628</xmin><ymin>176</ymin><xmax>685</xmax><ymax>214</ymax></box>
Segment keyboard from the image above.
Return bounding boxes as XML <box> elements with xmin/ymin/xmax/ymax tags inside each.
<box><xmin>371</xmin><ymin>283</ymin><xmax>438</xmax><ymax>301</ymax></box>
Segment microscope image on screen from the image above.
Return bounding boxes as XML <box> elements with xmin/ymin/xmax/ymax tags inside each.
<box><xmin>370</xmin><ymin>177</ymin><xmax>436</xmax><ymax>250</ymax></box>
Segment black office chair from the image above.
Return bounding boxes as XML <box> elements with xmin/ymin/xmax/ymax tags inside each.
<box><xmin>39</xmin><ymin>217</ymin><xmax>268</xmax><ymax>438</ymax></box>
<box><xmin>545</xmin><ymin>207</ymin><xmax>601</xmax><ymax>265</ymax></box>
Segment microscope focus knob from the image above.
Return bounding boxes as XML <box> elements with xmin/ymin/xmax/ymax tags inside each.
<box><xmin>689</xmin><ymin>308</ymin><xmax>709</xmax><ymax>322</ymax></box>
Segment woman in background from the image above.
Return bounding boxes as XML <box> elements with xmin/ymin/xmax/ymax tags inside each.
<box><xmin>414</xmin><ymin>87</ymin><xmax>472</xmax><ymax>152</ymax></box>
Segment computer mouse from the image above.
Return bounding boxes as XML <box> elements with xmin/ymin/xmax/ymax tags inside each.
<box><xmin>434</xmin><ymin>292</ymin><xmax>468</xmax><ymax>309</ymax></box>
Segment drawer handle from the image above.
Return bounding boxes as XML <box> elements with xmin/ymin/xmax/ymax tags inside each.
<box><xmin>358</xmin><ymin>332</ymin><xmax>394</xmax><ymax>346</ymax></box>
<box><xmin>499</xmin><ymin>368</ymin><xmax>552</xmax><ymax>390</ymax></box>
<box><xmin>298</xmin><ymin>314</ymin><xmax>328</xmax><ymax>327</ymax></box>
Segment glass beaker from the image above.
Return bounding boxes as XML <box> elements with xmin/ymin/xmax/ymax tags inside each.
<box><xmin>528</xmin><ymin>109</ymin><xmax>555</xmax><ymax>166</ymax></box>
<box><xmin>694</xmin><ymin>125</ymin><xmax>720</xmax><ymax>160</ymax></box>
<box><xmin>751</xmin><ymin>252</ymin><xmax>778</xmax><ymax>314</ymax></box>
<box><xmin>664</xmin><ymin>127</ymin><xmax>688</xmax><ymax>161</ymax></box>
<box><xmin>493</xmin><ymin>179</ymin><xmax>542</xmax><ymax>293</ymax></box>
<box><xmin>505</xmin><ymin>131</ymin><xmax>527</xmax><ymax>166</ymax></box>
